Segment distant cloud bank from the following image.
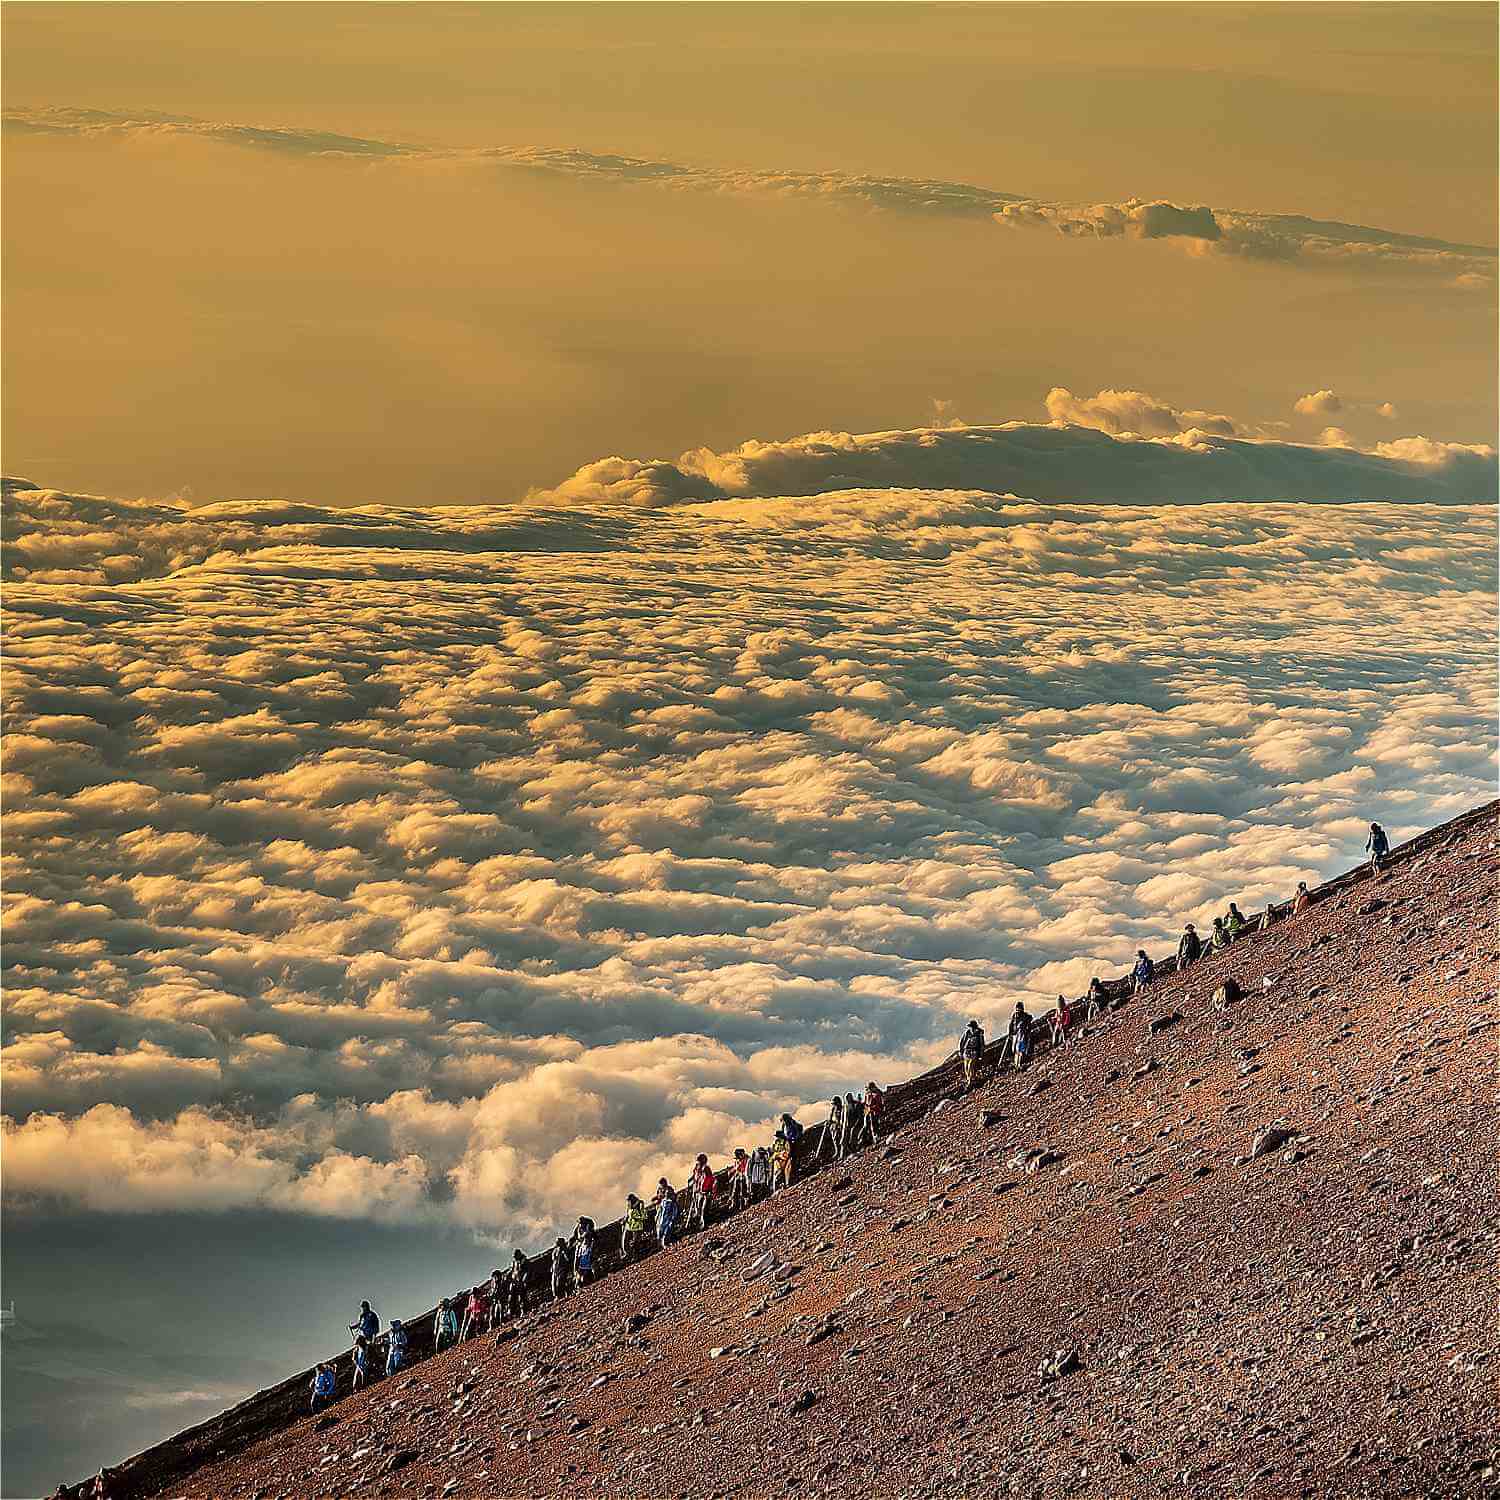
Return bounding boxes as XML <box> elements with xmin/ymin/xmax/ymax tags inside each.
<box><xmin>7</xmin><ymin>105</ymin><xmax>1494</xmax><ymax>289</ymax></box>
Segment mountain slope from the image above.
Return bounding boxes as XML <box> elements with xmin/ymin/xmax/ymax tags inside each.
<box><xmin>70</xmin><ymin>803</ymin><xmax>1498</xmax><ymax>1499</ymax></box>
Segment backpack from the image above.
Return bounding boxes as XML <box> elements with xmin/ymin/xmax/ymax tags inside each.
<box><xmin>783</xmin><ymin>1119</ymin><xmax>803</xmax><ymax>1143</ymax></box>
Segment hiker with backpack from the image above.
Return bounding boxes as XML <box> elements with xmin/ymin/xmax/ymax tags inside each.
<box><xmin>310</xmin><ymin>1362</ymin><xmax>336</xmax><ymax>1413</ymax></box>
<box><xmin>351</xmin><ymin>1335</ymin><xmax>372</xmax><ymax>1390</ymax></box>
<box><xmin>1178</xmin><ymin>923</ymin><xmax>1202</xmax><ymax>969</ymax></box>
<box><xmin>622</xmin><ymin>1195</ymin><xmax>651</xmax><ymax>1259</ymax></box>
<box><xmin>857</xmin><ymin>1082</ymin><xmax>884</xmax><ymax>1146</ymax></box>
<box><xmin>655</xmin><ymin>1181</ymin><xmax>680</xmax><ymax>1247</ymax></box>
<box><xmin>385</xmin><ymin>1318</ymin><xmax>408</xmax><ymax>1376</ymax></box>
<box><xmin>349</xmin><ymin>1300</ymin><xmax>379</xmax><ymax>1345</ymax></box>
<box><xmin>748</xmin><ymin>1144</ymin><xmax>772</xmax><ymax>1201</ymax></box>
<box><xmin>959</xmin><ymin>1020</ymin><xmax>986</xmax><ymax>1090</ymax></box>
<box><xmin>688</xmin><ymin>1154</ymin><xmax>716</xmax><ymax>1231</ymax></box>
<box><xmin>730</xmin><ymin>1150</ymin><xmax>752</xmax><ymax>1210</ymax></box>
<box><xmin>1292</xmin><ymin>881</ymin><xmax>1311</xmax><ymax>915</ymax></box>
<box><xmin>1131</xmin><ymin>950</ymin><xmax>1154</xmax><ymax>994</ymax></box>
<box><xmin>433</xmin><ymin>1296</ymin><xmax>459</xmax><ymax>1352</ymax></box>
<box><xmin>1051</xmin><ymin>994</ymin><xmax>1073</xmax><ymax>1046</ymax></box>
<box><xmin>460</xmin><ymin>1284</ymin><xmax>488</xmax><ymax>1342</ymax></box>
<box><xmin>771</xmin><ymin>1130</ymin><xmax>794</xmax><ymax>1191</ymax></box>
<box><xmin>1367</xmin><ymin>821</ymin><xmax>1390</xmax><ymax>872</ymax></box>
<box><xmin>551</xmin><ymin>1237</ymin><xmax>573</xmax><ymax>1297</ymax></box>
<box><xmin>818</xmin><ymin>1096</ymin><xmax>845</xmax><ymax>1162</ymax></box>
<box><xmin>1225</xmin><ymin>902</ymin><xmax>1246</xmax><ymax>940</ymax></box>
<box><xmin>501</xmin><ymin>1249</ymin><xmax>529</xmax><ymax>1319</ymax></box>
<box><xmin>573</xmin><ymin>1216</ymin><xmax>597</xmax><ymax>1285</ymax></box>
<box><xmin>1210</xmin><ymin>916</ymin><xmax>1231</xmax><ymax>952</ymax></box>
<box><xmin>1009</xmin><ymin>1002</ymin><xmax>1032</xmax><ymax>1070</ymax></box>
<box><xmin>842</xmin><ymin>1092</ymin><xmax>863</xmax><ymax>1154</ymax></box>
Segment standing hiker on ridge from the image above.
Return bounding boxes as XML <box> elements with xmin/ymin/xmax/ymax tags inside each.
<box><xmin>959</xmin><ymin>1019</ymin><xmax>986</xmax><ymax>1090</ymax></box>
<box><xmin>1132</xmin><ymin>950</ymin><xmax>1154</xmax><ymax>994</ymax></box>
<box><xmin>1178</xmin><ymin>923</ymin><xmax>1203</xmax><ymax>969</ymax></box>
<box><xmin>856</xmin><ymin>1082</ymin><xmax>884</xmax><ymax>1146</ymax></box>
<box><xmin>1367</xmin><ymin>821</ymin><xmax>1390</xmax><ymax>872</ymax></box>
<box><xmin>350</xmin><ymin>1300</ymin><xmax>379</xmax><ymax>1345</ymax></box>
<box><xmin>818</xmin><ymin>1095</ymin><xmax>845</xmax><ymax>1162</ymax></box>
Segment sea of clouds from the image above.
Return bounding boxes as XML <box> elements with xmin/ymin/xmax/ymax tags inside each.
<box><xmin>4</xmin><ymin>420</ymin><xmax>1495</xmax><ymax>1247</ymax></box>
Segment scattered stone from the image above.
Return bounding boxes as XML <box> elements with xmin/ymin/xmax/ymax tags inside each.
<box><xmin>1148</xmin><ymin>1013</ymin><xmax>1182</xmax><ymax>1035</ymax></box>
<box><xmin>383</xmin><ymin>1449</ymin><xmax>420</xmax><ymax>1474</ymax></box>
<box><xmin>790</xmin><ymin>1389</ymin><xmax>819</xmax><ymax>1415</ymax></box>
<box><xmin>1250</xmin><ymin>1126</ymin><xmax>1296</xmax><ymax>1160</ymax></box>
<box><xmin>1038</xmin><ymin>1348</ymin><xmax>1082</xmax><ymax>1382</ymax></box>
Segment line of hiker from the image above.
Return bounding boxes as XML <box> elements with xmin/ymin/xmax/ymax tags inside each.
<box><xmin>314</xmin><ymin>830</ymin><xmax>1386</xmax><ymax>1414</ymax></box>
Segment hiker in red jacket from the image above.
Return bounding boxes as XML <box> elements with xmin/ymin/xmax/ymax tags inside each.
<box><xmin>857</xmin><ymin>1082</ymin><xmax>885</xmax><ymax>1146</ymax></box>
<box><xmin>688</xmin><ymin>1154</ymin><xmax>716</xmax><ymax>1230</ymax></box>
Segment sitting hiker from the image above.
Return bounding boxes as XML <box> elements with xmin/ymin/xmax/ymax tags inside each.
<box><xmin>1131</xmin><ymin>950</ymin><xmax>1154</xmax><ymax>995</ymax></box>
<box><xmin>857</xmin><ymin>1082</ymin><xmax>884</xmax><ymax>1146</ymax></box>
<box><xmin>352</xmin><ymin>1334</ymin><xmax>372</xmax><ymax>1390</ymax></box>
<box><xmin>573</xmin><ymin>1216</ymin><xmax>597</xmax><ymax>1285</ymax></box>
<box><xmin>1258</xmin><ymin>903</ymin><xmax>1278</xmax><ymax>933</ymax></box>
<box><xmin>622</xmin><ymin>1195</ymin><xmax>651</xmax><ymax>1259</ymax></box>
<box><xmin>502</xmin><ymin>1248</ymin><xmax>529</xmax><ymax>1319</ymax></box>
<box><xmin>551</xmin><ymin>1236</ymin><xmax>573</xmax><ymax>1296</ymax></box>
<box><xmin>1292</xmin><ymin>881</ymin><xmax>1311</xmax><ymax>915</ymax></box>
<box><xmin>1212</xmin><ymin>976</ymin><xmax>1243</xmax><ymax>1009</ymax></box>
<box><xmin>655</xmin><ymin>1182</ymin><xmax>680</xmax><ymax>1246</ymax></box>
<box><xmin>748</xmin><ymin>1144</ymin><xmax>772</xmax><ymax>1201</ymax></box>
<box><xmin>350</xmin><ymin>1299</ymin><xmax>380</xmax><ymax>1345</ymax></box>
<box><xmin>1225</xmin><ymin>902</ymin><xmax>1246</xmax><ymax>939</ymax></box>
<box><xmin>310</xmin><ymin>1362</ymin><xmax>336</xmax><ymax>1413</ymax></box>
<box><xmin>818</xmin><ymin>1096</ymin><xmax>845</xmax><ymax>1162</ymax></box>
<box><xmin>1009</xmin><ymin>1002</ymin><xmax>1032</xmax><ymax>1070</ymax></box>
<box><xmin>385</xmin><ymin>1318</ymin><xmax>408</xmax><ymax>1376</ymax></box>
<box><xmin>433</xmin><ymin>1296</ymin><xmax>459</xmax><ymax>1352</ymax></box>
<box><xmin>771</xmin><ymin>1130</ymin><xmax>794</xmax><ymax>1191</ymax></box>
<box><xmin>1210</xmin><ymin>916</ymin><xmax>1231</xmax><ymax>951</ymax></box>
<box><xmin>1367</xmin><ymin>821</ymin><xmax>1390</xmax><ymax>872</ymax></box>
<box><xmin>460</xmin><ymin>1284</ymin><xmax>489</xmax><ymax>1342</ymax></box>
<box><xmin>688</xmin><ymin>1154</ymin><xmax>717</xmax><ymax>1231</ymax></box>
<box><xmin>730</xmin><ymin>1150</ymin><xmax>752</xmax><ymax>1211</ymax></box>
<box><xmin>842</xmin><ymin>1092</ymin><xmax>863</xmax><ymax>1156</ymax></box>
<box><xmin>1051</xmin><ymin>994</ymin><xmax>1073</xmax><ymax>1045</ymax></box>
<box><xmin>1178</xmin><ymin>923</ymin><xmax>1202</xmax><ymax>969</ymax></box>
<box><xmin>959</xmin><ymin>1019</ymin><xmax>986</xmax><ymax>1090</ymax></box>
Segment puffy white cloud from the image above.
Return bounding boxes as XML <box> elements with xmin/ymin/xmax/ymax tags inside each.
<box><xmin>1295</xmin><ymin>389</ymin><xmax>1343</xmax><ymax>416</ymax></box>
<box><xmin>2</xmin><ymin>463</ymin><xmax>1494</xmax><ymax>1242</ymax></box>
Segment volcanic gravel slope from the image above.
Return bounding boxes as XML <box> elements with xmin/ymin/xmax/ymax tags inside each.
<box><xmin>127</xmin><ymin>807</ymin><xmax>1498</xmax><ymax>1499</ymax></box>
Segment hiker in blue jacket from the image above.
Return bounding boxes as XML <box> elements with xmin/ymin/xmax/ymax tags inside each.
<box><xmin>349</xmin><ymin>1300</ymin><xmax>379</xmax><ymax>1344</ymax></box>
<box><xmin>1131</xmin><ymin>950</ymin><xmax>1154</xmax><ymax>994</ymax></box>
<box><xmin>310</xmin><ymin>1363</ymin><xmax>336</xmax><ymax>1412</ymax></box>
<box><xmin>1367</xmin><ymin>821</ymin><xmax>1390</xmax><ymax>872</ymax></box>
<box><xmin>385</xmin><ymin>1318</ymin><xmax>409</xmax><ymax>1376</ymax></box>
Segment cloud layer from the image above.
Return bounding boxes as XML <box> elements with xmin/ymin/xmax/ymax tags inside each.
<box><xmin>7</xmin><ymin>106</ymin><xmax>1493</xmax><ymax>289</ymax></box>
<box><xmin>3</xmin><ymin>464</ymin><xmax>1495</xmax><ymax>1244</ymax></box>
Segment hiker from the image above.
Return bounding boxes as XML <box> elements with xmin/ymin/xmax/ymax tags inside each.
<box><xmin>551</xmin><ymin>1236</ymin><xmax>573</xmax><ymax>1296</ymax></box>
<box><xmin>622</xmin><ymin>1195</ymin><xmax>651</xmax><ymax>1260</ymax></box>
<box><xmin>501</xmin><ymin>1249</ymin><xmax>529</xmax><ymax>1319</ymax></box>
<box><xmin>1178</xmin><ymin>923</ymin><xmax>1202</xmax><ymax>969</ymax></box>
<box><xmin>573</xmin><ymin>1216</ymin><xmax>597</xmax><ymax>1285</ymax></box>
<box><xmin>1131</xmin><ymin>950</ymin><xmax>1154</xmax><ymax>994</ymax></box>
<box><xmin>350</xmin><ymin>1300</ymin><xmax>380</xmax><ymax>1344</ymax></box>
<box><xmin>1009</xmin><ymin>1002</ymin><xmax>1032</xmax><ymax>1070</ymax></box>
<box><xmin>1210</xmin><ymin>916</ymin><xmax>1231</xmax><ymax>952</ymax></box>
<box><xmin>1086</xmin><ymin>976</ymin><xmax>1108</xmax><ymax>1014</ymax></box>
<box><xmin>485</xmin><ymin>1266</ymin><xmax>506</xmax><ymax>1326</ymax></box>
<box><xmin>310</xmin><ymin>1362</ymin><xmax>336</xmax><ymax>1413</ymax></box>
<box><xmin>1258</xmin><ymin>902</ymin><xmax>1278</xmax><ymax>933</ymax></box>
<box><xmin>959</xmin><ymin>1019</ymin><xmax>986</xmax><ymax>1090</ymax></box>
<box><xmin>1051</xmin><ymin>993</ymin><xmax>1073</xmax><ymax>1045</ymax></box>
<box><xmin>818</xmin><ymin>1096</ymin><xmax>845</xmax><ymax>1161</ymax></box>
<box><xmin>352</xmin><ymin>1335</ymin><xmax>372</xmax><ymax>1390</ymax></box>
<box><xmin>771</xmin><ymin>1130</ymin><xmax>794</xmax><ymax>1191</ymax></box>
<box><xmin>857</xmin><ymin>1082</ymin><xmax>884</xmax><ymax>1146</ymax></box>
<box><xmin>730</xmin><ymin>1150</ymin><xmax>752</xmax><ymax>1210</ymax></box>
<box><xmin>433</xmin><ymin>1296</ymin><xmax>459</xmax><ymax>1351</ymax></box>
<box><xmin>460</xmin><ymin>1284</ymin><xmax>489</xmax><ymax>1342</ymax></box>
<box><xmin>1367</xmin><ymin>821</ymin><xmax>1390</xmax><ymax>872</ymax></box>
<box><xmin>748</xmin><ymin>1144</ymin><xmax>772</xmax><ymax>1201</ymax></box>
<box><xmin>1225</xmin><ymin>902</ymin><xmax>1246</xmax><ymax>939</ymax></box>
<box><xmin>1292</xmin><ymin>881</ymin><xmax>1311</xmax><ymax>915</ymax></box>
<box><xmin>655</xmin><ymin>1181</ymin><xmax>680</xmax><ymax>1247</ymax></box>
<box><xmin>385</xmin><ymin>1318</ymin><xmax>408</xmax><ymax>1376</ymax></box>
<box><xmin>843</xmin><ymin>1092</ymin><xmax>863</xmax><ymax>1154</ymax></box>
<box><xmin>688</xmin><ymin>1154</ymin><xmax>716</xmax><ymax>1231</ymax></box>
